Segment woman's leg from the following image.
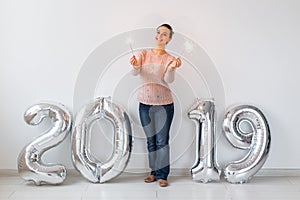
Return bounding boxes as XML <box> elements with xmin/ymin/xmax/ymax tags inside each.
<box><xmin>139</xmin><ymin>103</ymin><xmax>157</xmax><ymax>177</ymax></box>
<box><xmin>153</xmin><ymin>103</ymin><xmax>174</xmax><ymax>180</ymax></box>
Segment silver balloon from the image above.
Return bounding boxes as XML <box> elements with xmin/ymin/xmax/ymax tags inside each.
<box><xmin>223</xmin><ymin>105</ymin><xmax>271</xmax><ymax>183</ymax></box>
<box><xmin>18</xmin><ymin>102</ymin><xmax>72</xmax><ymax>185</ymax></box>
<box><xmin>71</xmin><ymin>97</ymin><xmax>133</xmax><ymax>183</ymax></box>
<box><xmin>188</xmin><ymin>98</ymin><xmax>220</xmax><ymax>183</ymax></box>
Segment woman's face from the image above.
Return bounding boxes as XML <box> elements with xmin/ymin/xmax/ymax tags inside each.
<box><xmin>155</xmin><ymin>26</ymin><xmax>172</xmax><ymax>47</ymax></box>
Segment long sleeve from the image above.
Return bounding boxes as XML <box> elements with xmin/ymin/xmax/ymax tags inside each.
<box><xmin>131</xmin><ymin>67</ymin><xmax>140</xmax><ymax>76</ymax></box>
<box><xmin>131</xmin><ymin>50</ymin><xmax>145</xmax><ymax>76</ymax></box>
<box><xmin>164</xmin><ymin>68</ymin><xmax>175</xmax><ymax>83</ymax></box>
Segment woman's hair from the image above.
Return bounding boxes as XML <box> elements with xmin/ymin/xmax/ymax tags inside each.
<box><xmin>157</xmin><ymin>24</ymin><xmax>174</xmax><ymax>39</ymax></box>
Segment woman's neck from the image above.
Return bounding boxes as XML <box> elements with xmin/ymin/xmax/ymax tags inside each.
<box><xmin>152</xmin><ymin>47</ymin><xmax>166</xmax><ymax>55</ymax></box>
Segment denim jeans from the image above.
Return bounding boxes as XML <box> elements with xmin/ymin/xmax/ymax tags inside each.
<box><xmin>139</xmin><ymin>103</ymin><xmax>174</xmax><ymax>180</ymax></box>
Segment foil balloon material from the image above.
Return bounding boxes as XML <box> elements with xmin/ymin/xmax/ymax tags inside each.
<box><xmin>222</xmin><ymin>105</ymin><xmax>271</xmax><ymax>184</ymax></box>
<box><xmin>71</xmin><ymin>97</ymin><xmax>133</xmax><ymax>183</ymax></box>
<box><xmin>17</xmin><ymin>102</ymin><xmax>72</xmax><ymax>185</ymax></box>
<box><xmin>188</xmin><ymin>98</ymin><xmax>220</xmax><ymax>183</ymax></box>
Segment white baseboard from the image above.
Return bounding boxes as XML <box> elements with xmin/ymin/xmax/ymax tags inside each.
<box><xmin>121</xmin><ymin>168</ymin><xmax>300</xmax><ymax>177</ymax></box>
<box><xmin>1</xmin><ymin>168</ymin><xmax>300</xmax><ymax>177</ymax></box>
<box><xmin>255</xmin><ymin>168</ymin><xmax>300</xmax><ymax>176</ymax></box>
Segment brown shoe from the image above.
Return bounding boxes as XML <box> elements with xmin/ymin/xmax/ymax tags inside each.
<box><xmin>158</xmin><ymin>179</ymin><xmax>168</xmax><ymax>187</ymax></box>
<box><xmin>144</xmin><ymin>175</ymin><xmax>156</xmax><ymax>183</ymax></box>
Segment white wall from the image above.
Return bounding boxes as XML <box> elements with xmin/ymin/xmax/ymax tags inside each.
<box><xmin>1</xmin><ymin>0</ymin><xmax>300</xmax><ymax>170</ymax></box>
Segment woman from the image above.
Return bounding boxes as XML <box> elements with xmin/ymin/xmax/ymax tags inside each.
<box><xmin>130</xmin><ymin>24</ymin><xmax>181</xmax><ymax>187</ymax></box>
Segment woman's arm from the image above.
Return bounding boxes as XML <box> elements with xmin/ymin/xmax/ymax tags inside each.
<box><xmin>164</xmin><ymin>69</ymin><xmax>175</xmax><ymax>83</ymax></box>
<box><xmin>164</xmin><ymin>57</ymin><xmax>182</xmax><ymax>83</ymax></box>
<box><xmin>130</xmin><ymin>55</ymin><xmax>142</xmax><ymax>76</ymax></box>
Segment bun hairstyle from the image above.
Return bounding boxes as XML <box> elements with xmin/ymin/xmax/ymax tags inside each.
<box><xmin>157</xmin><ymin>24</ymin><xmax>174</xmax><ymax>39</ymax></box>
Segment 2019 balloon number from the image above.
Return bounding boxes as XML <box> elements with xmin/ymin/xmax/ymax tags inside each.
<box><xmin>18</xmin><ymin>97</ymin><xmax>270</xmax><ymax>185</ymax></box>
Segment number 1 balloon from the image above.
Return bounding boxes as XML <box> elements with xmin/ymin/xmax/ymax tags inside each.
<box><xmin>188</xmin><ymin>98</ymin><xmax>220</xmax><ymax>183</ymax></box>
<box><xmin>17</xmin><ymin>102</ymin><xmax>72</xmax><ymax>185</ymax></box>
<box><xmin>222</xmin><ymin>105</ymin><xmax>271</xmax><ymax>183</ymax></box>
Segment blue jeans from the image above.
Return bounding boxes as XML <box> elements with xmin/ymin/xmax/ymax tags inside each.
<box><xmin>139</xmin><ymin>103</ymin><xmax>174</xmax><ymax>180</ymax></box>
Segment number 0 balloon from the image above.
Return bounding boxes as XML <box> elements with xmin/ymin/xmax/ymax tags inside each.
<box><xmin>17</xmin><ymin>102</ymin><xmax>72</xmax><ymax>185</ymax></box>
<box><xmin>222</xmin><ymin>105</ymin><xmax>271</xmax><ymax>183</ymax></box>
<box><xmin>71</xmin><ymin>97</ymin><xmax>133</xmax><ymax>183</ymax></box>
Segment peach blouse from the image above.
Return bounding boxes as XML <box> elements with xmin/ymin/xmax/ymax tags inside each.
<box><xmin>132</xmin><ymin>49</ymin><xmax>177</xmax><ymax>105</ymax></box>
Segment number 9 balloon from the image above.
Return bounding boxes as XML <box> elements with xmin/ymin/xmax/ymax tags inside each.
<box><xmin>222</xmin><ymin>105</ymin><xmax>271</xmax><ymax>183</ymax></box>
<box><xmin>17</xmin><ymin>102</ymin><xmax>72</xmax><ymax>185</ymax></box>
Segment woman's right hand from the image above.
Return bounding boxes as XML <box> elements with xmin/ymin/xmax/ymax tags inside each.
<box><xmin>130</xmin><ymin>56</ymin><xmax>141</xmax><ymax>69</ymax></box>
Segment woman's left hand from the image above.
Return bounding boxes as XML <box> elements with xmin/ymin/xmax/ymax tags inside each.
<box><xmin>168</xmin><ymin>57</ymin><xmax>182</xmax><ymax>71</ymax></box>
